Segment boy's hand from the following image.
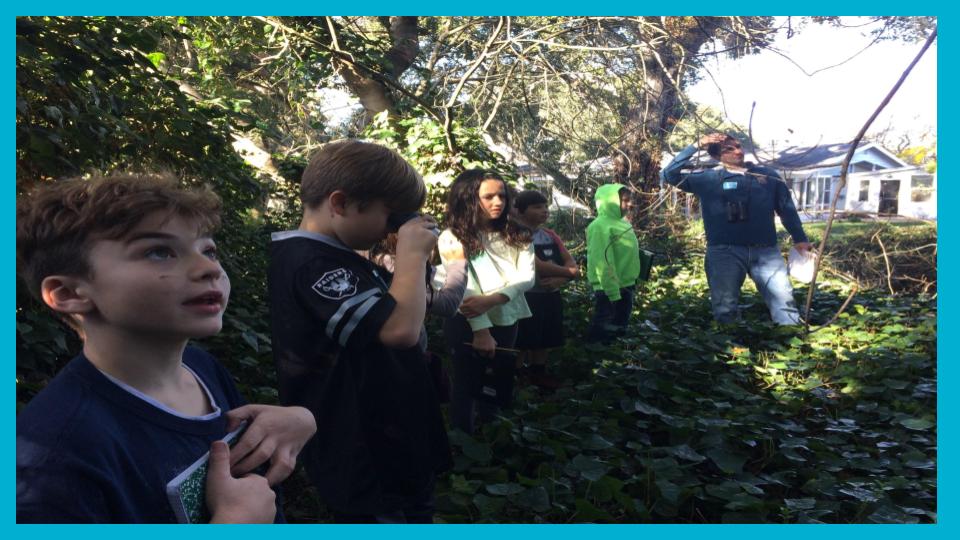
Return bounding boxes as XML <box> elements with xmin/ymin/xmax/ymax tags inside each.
<box><xmin>207</xmin><ymin>441</ymin><xmax>276</xmax><ymax>524</ymax></box>
<box><xmin>226</xmin><ymin>405</ymin><xmax>317</xmax><ymax>486</ymax></box>
<box><xmin>396</xmin><ymin>215</ymin><xmax>439</xmax><ymax>258</ymax></box>
<box><xmin>471</xmin><ymin>329</ymin><xmax>497</xmax><ymax>359</ymax></box>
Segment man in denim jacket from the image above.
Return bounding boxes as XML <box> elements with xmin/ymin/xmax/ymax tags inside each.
<box><xmin>661</xmin><ymin>133</ymin><xmax>814</xmax><ymax>325</ymax></box>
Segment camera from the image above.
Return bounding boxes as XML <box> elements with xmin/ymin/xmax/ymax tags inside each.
<box><xmin>388</xmin><ymin>211</ymin><xmax>439</xmax><ymax>235</ymax></box>
<box><xmin>387</xmin><ymin>211</ymin><xmax>420</xmax><ymax>231</ymax></box>
<box><xmin>726</xmin><ymin>201</ymin><xmax>749</xmax><ymax>223</ymax></box>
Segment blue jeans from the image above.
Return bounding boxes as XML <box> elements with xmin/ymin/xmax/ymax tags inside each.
<box><xmin>586</xmin><ymin>286</ymin><xmax>635</xmax><ymax>343</ymax></box>
<box><xmin>705</xmin><ymin>244</ymin><xmax>800</xmax><ymax>325</ymax></box>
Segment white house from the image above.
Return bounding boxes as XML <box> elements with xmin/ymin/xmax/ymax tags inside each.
<box><xmin>514</xmin><ymin>163</ymin><xmax>592</xmax><ymax>212</ymax></box>
<box><xmin>771</xmin><ymin>142</ymin><xmax>936</xmax><ymax>220</ymax></box>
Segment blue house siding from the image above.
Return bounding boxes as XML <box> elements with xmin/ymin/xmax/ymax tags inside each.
<box><xmin>773</xmin><ymin>143</ymin><xmax>934</xmax><ymax>220</ymax></box>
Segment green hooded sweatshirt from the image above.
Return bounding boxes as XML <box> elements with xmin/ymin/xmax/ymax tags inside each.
<box><xmin>586</xmin><ymin>184</ymin><xmax>641</xmax><ymax>301</ymax></box>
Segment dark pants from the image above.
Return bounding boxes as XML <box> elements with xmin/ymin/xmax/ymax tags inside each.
<box><xmin>444</xmin><ymin>314</ymin><xmax>518</xmax><ymax>434</ymax></box>
<box><xmin>586</xmin><ymin>286</ymin><xmax>635</xmax><ymax>343</ymax></box>
<box><xmin>332</xmin><ymin>480</ymin><xmax>436</xmax><ymax>523</ymax></box>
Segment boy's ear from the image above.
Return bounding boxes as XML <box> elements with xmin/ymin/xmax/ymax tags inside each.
<box><xmin>40</xmin><ymin>275</ymin><xmax>96</xmax><ymax>315</ymax></box>
<box><xmin>328</xmin><ymin>190</ymin><xmax>349</xmax><ymax>217</ymax></box>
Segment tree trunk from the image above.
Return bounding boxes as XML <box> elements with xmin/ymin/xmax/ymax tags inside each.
<box><xmin>613</xmin><ymin>18</ymin><xmax>716</xmax><ymax>224</ymax></box>
<box><xmin>335</xmin><ymin>17</ymin><xmax>420</xmax><ymax>127</ymax></box>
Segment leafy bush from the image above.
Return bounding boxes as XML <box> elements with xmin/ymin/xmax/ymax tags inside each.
<box><xmin>427</xmin><ymin>255</ymin><xmax>936</xmax><ymax>523</ymax></box>
<box><xmin>805</xmin><ymin>221</ymin><xmax>937</xmax><ymax>294</ymax></box>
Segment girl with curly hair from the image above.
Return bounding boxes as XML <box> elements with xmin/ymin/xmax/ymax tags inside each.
<box><xmin>438</xmin><ymin>170</ymin><xmax>535</xmax><ymax>433</ymax></box>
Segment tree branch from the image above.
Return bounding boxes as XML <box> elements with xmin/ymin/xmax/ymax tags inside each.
<box><xmin>802</xmin><ymin>25</ymin><xmax>937</xmax><ymax>327</ymax></box>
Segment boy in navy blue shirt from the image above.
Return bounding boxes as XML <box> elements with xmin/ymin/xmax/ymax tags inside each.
<box><xmin>16</xmin><ymin>174</ymin><xmax>316</xmax><ymax>523</ymax></box>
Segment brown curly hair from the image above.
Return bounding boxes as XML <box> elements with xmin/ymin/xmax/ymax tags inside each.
<box><xmin>444</xmin><ymin>169</ymin><xmax>530</xmax><ymax>259</ymax></box>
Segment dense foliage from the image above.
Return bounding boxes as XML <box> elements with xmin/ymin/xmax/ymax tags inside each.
<box><xmin>427</xmin><ymin>254</ymin><xmax>936</xmax><ymax>523</ymax></box>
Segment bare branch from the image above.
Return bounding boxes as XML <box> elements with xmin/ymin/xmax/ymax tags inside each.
<box><xmin>802</xmin><ymin>25</ymin><xmax>937</xmax><ymax>327</ymax></box>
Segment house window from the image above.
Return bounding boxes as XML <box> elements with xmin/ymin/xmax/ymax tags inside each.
<box><xmin>800</xmin><ymin>176</ymin><xmax>834</xmax><ymax>209</ymax></box>
<box><xmin>805</xmin><ymin>179</ymin><xmax>817</xmax><ymax>209</ymax></box>
<box><xmin>859</xmin><ymin>180</ymin><xmax>869</xmax><ymax>202</ymax></box>
<box><xmin>911</xmin><ymin>175</ymin><xmax>934</xmax><ymax>202</ymax></box>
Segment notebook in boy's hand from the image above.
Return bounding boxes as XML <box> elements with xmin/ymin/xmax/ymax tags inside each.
<box><xmin>165</xmin><ymin>422</ymin><xmax>247</xmax><ymax>524</ymax></box>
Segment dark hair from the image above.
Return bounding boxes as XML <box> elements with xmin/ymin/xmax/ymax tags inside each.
<box><xmin>707</xmin><ymin>134</ymin><xmax>740</xmax><ymax>160</ymax></box>
<box><xmin>301</xmin><ymin>139</ymin><xmax>425</xmax><ymax>213</ymax></box>
<box><xmin>367</xmin><ymin>232</ymin><xmax>437</xmax><ymax>306</ymax></box>
<box><xmin>17</xmin><ymin>173</ymin><xmax>221</xmax><ymax>305</ymax></box>
<box><xmin>445</xmin><ymin>169</ymin><xmax>530</xmax><ymax>259</ymax></box>
<box><xmin>515</xmin><ymin>190</ymin><xmax>548</xmax><ymax>213</ymax></box>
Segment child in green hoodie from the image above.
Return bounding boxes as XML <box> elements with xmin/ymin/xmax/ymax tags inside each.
<box><xmin>586</xmin><ymin>184</ymin><xmax>641</xmax><ymax>343</ymax></box>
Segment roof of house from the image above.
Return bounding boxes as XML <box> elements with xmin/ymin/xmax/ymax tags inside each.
<box><xmin>768</xmin><ymin>141</ymin><xmax>908</xmax><ymax>170</ymax></box>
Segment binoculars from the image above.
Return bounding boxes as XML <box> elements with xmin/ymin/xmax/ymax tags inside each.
<box><xmin>387</xmin><ymin>211</ymin><xmax>420</xmax><ymax>231</ymax></box>
<box><xmin>388</xmin><ymin>212</ymin><xmax>439</xmax><ymax>235</ymax></box>
<box><xmin>726</xmin><ymin>200</ymin><xmax>749</xmax><ymax>223</ymax></box>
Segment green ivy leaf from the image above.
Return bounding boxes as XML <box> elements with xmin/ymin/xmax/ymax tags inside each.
<box><xmin>514</xmin><ymin>486</ymin><xmax>551</xmax><ymax>512</ymax></box>
<box><xmin>574</xmin><ymin>498</ymin><xmax>613</xmax><ymax>522</ymax></box>
<box><xmin>473</xmin><ymin>493</ymin><xmax>506</xmax><ymax>517</ymax></box>
<box><xmin>899</xmin><ymin>417</ymin><xmax>935</xmax><ymax>431</ymax></box>
<box><xmin>486</xmin><ymin>483</ymin><xmax>525</xmax><ymax>496</ymax></box>
<box><xmin>145</xmin><ymin>51</ymin><xmax>166</xmax><ymax>68</ymax></box>
<box><xmin>581</xmin><ymin>434</ymin><xmax>614</xmax><ymax>450</ymax></box>
<box><xmin>838</xmin><ymin>486</ymin><xmax>879</xmax><ymax>502</ymax></box>
<box><xmin>868</xmin><ymin>505</ymin><xmax>918</xmax><ymax>524</ymax></box>
<box><xmin>784</xmin><ymin>498</ymin><xmax>816</xmax><ymax>511</ymax></box>
<box><xmin>241</xmin><ymin>331</ymin><xmax>259</xmax><ymax>352</ymax></box>
<box><xmin>669</xmin><ymin>444</ymin><xmax>706</xmax><ymax>463</ymax></box>
<box><xmin>569</xmin><ymin>454</ymin><xmax>610</xmax><ymax>482</ymax></box>
<box><xmin>707</xmin><ymin>449</ymin><xmax>747</xmax><ymax>475</ymax></box>
<box><xmin>704</xmin><ymin>481</ymin><xmax>741</xmax><ymax>500</ymax></box>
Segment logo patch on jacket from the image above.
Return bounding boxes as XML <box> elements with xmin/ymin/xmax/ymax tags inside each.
<box><xmin>312</xmin><ymin>268</ymin><xmax>359</xmax><ymax>299</ymax></box>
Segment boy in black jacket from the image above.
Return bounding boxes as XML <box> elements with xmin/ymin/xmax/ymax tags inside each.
<box><xmin>268</xmin><ymin>140</ymin><xmax>450</xmax><ymax>523</ymax></box>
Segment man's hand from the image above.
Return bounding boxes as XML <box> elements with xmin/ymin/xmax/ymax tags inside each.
<box><xmin>471</xmin><ymin>329</ymin><xmax>497</xmax><ymax>359</ymax></box>
<box><xmin>460</xmin><ymin>293</ymin><xmax>506</xmax><ymax>318</ymax></box>
<box><xmin>794</xmin><ymin>241</ymin><xmax>815</xmax><ymax>254</ymax></box>
<box><xmin>226</xmin><ymin>405</ymin><xmax>317</xmax><ymax>486</ymax></box>
<box><xmin>396</xmin><ymin>215</ymin><xmax>439</xmax><ymax>259</ymax></box>
<box><xmin>207</xmin><ymin>441</ymin><xmax>276</xmax><ymax>524</ymax></box>
<box><xmin>698</xmin><ymin>133</ymin><xmax>727</xmax><ymax>149</ymax></box>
